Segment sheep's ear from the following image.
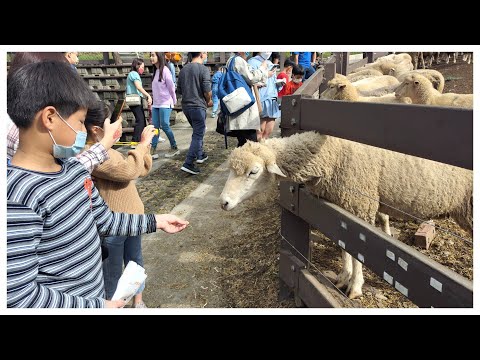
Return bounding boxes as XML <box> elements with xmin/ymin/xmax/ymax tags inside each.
<box><xmin>267</xmin><ymin>163</ymin><xmax>286</xmax><ymax>177</ymax></box>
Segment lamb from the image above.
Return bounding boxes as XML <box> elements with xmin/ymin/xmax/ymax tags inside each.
<box><xmin>395</xmin><ymin>73</ymin><xmax>473</xmax><ymax>108</ymax></box>
<box><xmin>320</xmin><ymin>76</ymin><xmax>411</xmax><ymax>104</ymax></box>
<box><xmin>219</xmin><ymin>132</ymin><xmax>473</xmax><ymax>299</ymax></box>
<box><xmin>390</xmin><ymin>69</ymin><xmax>445</xmax><ymax>93</ymax></box>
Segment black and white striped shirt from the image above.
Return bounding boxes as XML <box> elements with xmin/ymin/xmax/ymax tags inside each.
<box><xmin>7</xmin><ymin>158</ymin><xmax>156</xmax><ymax>308</ymax></box>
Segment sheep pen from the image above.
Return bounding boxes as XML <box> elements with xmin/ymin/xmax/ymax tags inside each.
<box><xmin>135</xmin><ymin>60</ymin><xmax>472</xmax><ymax>308</ymax></box>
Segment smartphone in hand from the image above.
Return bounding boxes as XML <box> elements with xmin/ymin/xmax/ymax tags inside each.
<box><xmin>111</xmin><ymin>99</ymin><xmax>126</xmax><ymax>122</ymax></box>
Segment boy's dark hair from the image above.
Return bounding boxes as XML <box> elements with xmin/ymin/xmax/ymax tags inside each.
<box><xmin>283</xmin><ymin>59</ymin><xmax>295</xmax><ymax>68</ymax></box>
<box><xmin>131</xmin><ymin>58</ymin><xmax>144</xmax><ymax>72</ymax></box>
<box><xmin>9</xmin><ymin>52</ymin><xmax>68</xmax><ymax>75</ymax></box>
<box><xmin>85</xmin><ymin>100</ymin><xmax>110</xmax><ymax>134</ymax></box>
<box><xmin>270</xmin><ymin>52</ymin><xmax>280</xmax><ymax>62</ymax></box>
<box><xmin>7</xmin><ymin>61</ymin><xmax>96</xmax><ymax>129</ymax></box>
<box><xmin>214</xmin><ymin>64</ymin><xmax>222</xmax><ymax>71</ymax></box>
<box><xmin>292</xmin><ymin>64</ymin><xmax>305</xmax><ymax>76</ymax></box>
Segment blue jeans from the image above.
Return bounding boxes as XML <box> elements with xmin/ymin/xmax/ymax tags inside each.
<box><xmin>151</xmin><ymin>107</ymin><xmax>177</xmax><ymax>149</ymax></box>
<box><xmin>182</xmin><ymin>107</ymin><xmax>206</xmax><ymax>166</ymax></box>
<box><xmin>212</xmin><ymin>86</ymin><xmax>219</xmax><ymax>113</ymax></box>
<box><xmin>303</xmin><ymin>65</ymin><xmax>315</xmax><ymax>80</ymax></box>
<box><xmin>102</xmin><ymin>235</ymin><xmax>145</xmax><ymax>300</ymax></box>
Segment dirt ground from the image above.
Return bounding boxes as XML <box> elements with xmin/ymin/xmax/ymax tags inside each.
<box><xmin>135</xmin><ymin>58</ymin><xmax>473</xmax><ymax>308</ymax></box>
<box><xmin>430</xmin><ymin>60</ymin><xmax>473</xmax><ymax>94</ymax></box>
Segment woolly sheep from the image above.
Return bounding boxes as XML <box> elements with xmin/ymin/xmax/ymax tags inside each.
<box><xmin>322</xmin><ymin>74</ymin><xmax>400</xmax><ymax>98</ymax></box>
<box><xmin>390</xmin><ymin>69</ymin><xmax>445</xmax><ymax>93</ymax></box>
<box><xmin>352</xmin><ymin>59</ymin><xmax>413</xmax><ymax>75</ymax></box>
<box><xmin>347</xmin><ymin>69</ymin><xmax>383</xmax><ymax>83</ymax></box>
<box><xmin>349</xmin><ymin>75</ymin><xmax>400</xmax><ymax>95</ymax></box>
<box><xmin>395</xmin><ymin>74</ymin><xmax>473</xmax><ymax>108</ymax></box>
<box><xmin>379</xmin><ymin>53</ymin><xmax>412</xmax><ymax>63</ymax></box>
<box><xmin>320</xmin><ymin>76</ymin><xmax>411</xmax><ymax>104</ymax></box>
<box><xmin>219</xmin><ymin>132</ymin><xmax>473</xmax><ymax>299</ymax></box>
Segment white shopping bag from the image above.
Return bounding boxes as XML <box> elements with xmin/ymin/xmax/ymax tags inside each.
<box><xmin>111</xmin><ymin>261</ymin><xmax>147</xmax><ymax>303</ymax></box>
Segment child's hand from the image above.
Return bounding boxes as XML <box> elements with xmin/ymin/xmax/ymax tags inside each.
<box><xmin>155</xmin><ymin>214</ymin><xmax>189</xmax><ymax>234</ymax></box>
<box><xmin>105</xmin><ymin>299</ymin><xmax>126</xmax><ymax>308</ymax></box>
<box><xmin>100</xmin><ymin>117</ymin><xmax>123</xmax><ymax>150</ymax></box>
<box><xmin>139</xmin><ymin>125</ymin><xmax>156</xmax><ymax>147</ymax></box>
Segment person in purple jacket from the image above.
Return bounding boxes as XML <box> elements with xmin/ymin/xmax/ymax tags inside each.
<box><xmin>149</xmin><ymin>52</ymin><xmax>180</xmax><ymax>158</ymax></box>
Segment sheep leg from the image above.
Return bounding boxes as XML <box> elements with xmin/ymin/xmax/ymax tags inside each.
<box><xmin>336</xmin><ymin>250</ymin><xmax>353</xmax><ymax>289</ymax></box>
<box><xmin>346</xmin><ymin>258</ymin><xmax>364</xmax><ymax>299</ymax></box>
<box><xmin>377</xmin><ymin>212</ymin><xmax>392</xmax><ymax>236</ymax></box>
<box><xmin>420</xmin><ymin>52</ymin><xmax>425</xmax><ymax>69</ymax></box>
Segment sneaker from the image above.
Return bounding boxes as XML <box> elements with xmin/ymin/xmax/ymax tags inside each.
<box><xmin>158</xmin><ymin>136</ymin><xmax>166</xmax><ymax>143</ymax></box>
<box><xmin>211</xmin><ymin>112</ymin><xmax>216</xmax><ymax>118</ymax></box>
<box><xmin>196</xmin><ymin>153</ymin><xmax>208</xmax><ymax>164</ymax></box>
<box><xmin>150</xmin><ymin>147</ymin><xmax>159</xmax><ymax>160</ymax></box>
<box><xmin>181</xmin><ymin>163</ymin><xmax>200</xmax><ymax>175</ymax></box>
<box><xmin>165</xmin><ymin>146</ymin><xmax>180</xmax><ymax>158</ymax></box>
<box><xmin>134</xmin><ymin>301</ymin><xmax>148</xmax><ymax>308</ymax></box>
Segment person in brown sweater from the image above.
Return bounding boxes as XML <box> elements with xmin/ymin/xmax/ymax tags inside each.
<box><xmin>85</xmin><ymin>101</ymin><xmax>160</xmax><ymax>308</ymax></box>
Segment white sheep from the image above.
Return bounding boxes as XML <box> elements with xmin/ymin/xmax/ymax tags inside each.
<box><xmin>379</xmin><ymin>53</ymin><xmax>412</xmax><ymax>63</ymax></box>
<box><xmin>395</xmin><ymin>73</ymin><xmax>473</xmax><ymax>108</ymax></box>
<box><xmin>220</xmin><ymin>132</ymin><xmax>473</xmax><ymax>299</ymax></box>
<box><xmin>320</xmin><ymin>76</ymin><xmax>410</xmax><ymax>103</ymax></box>
<box><xmin>352</xmin><ymin>58</ymin><xmax>413</xmax><ymax>75</ymax></box>
<box><xmin>349</xmin><ymin>75</ymin><xmax>400</xmax><ymax>95</ymax></box>
<box><xmin>391</xmin><ymin>69</ymin><xmax>445</xmax><ymax>93</ymax></box>
<box><xmin>322</xmin><ymin>74</ymin><xmax>399</xmax><ymax>98</ymax></box>
<box><xmin>347</xmin><ymin>69</ymin><xmax>383</xmax><ymax>83</ymax></box>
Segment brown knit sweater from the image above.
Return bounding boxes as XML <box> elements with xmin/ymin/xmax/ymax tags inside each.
<box><xmin>88</xmin><ymin>143</ymin><xmax>153</xmax><ymax>214</ymax></box>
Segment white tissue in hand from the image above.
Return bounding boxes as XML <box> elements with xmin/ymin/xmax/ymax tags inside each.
<box><xmin>111</xmin><ymin>261</ymin><xmax>147</xmax><ymax>302</ymax></box>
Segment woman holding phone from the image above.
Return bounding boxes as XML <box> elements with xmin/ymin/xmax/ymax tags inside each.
<box><xmin>84</xmin><ymin>101</ymin><xmax>157</xmax><ymax>308</ymax></box>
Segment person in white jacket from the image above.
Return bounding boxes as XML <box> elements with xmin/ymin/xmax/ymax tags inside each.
<box><xmin>224</xmin><ymin>52</ymin><xmax>268</xmax><ymax>147</ymax></box>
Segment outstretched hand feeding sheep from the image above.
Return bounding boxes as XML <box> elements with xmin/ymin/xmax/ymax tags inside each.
<box><xmin>219</xmin><ymin>132</ymin><xmax>473</xmax><ymax>299</ymax></box>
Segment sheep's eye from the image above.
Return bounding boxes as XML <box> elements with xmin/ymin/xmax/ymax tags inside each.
<box><xmin>248</xmin><ymin>169</ymin><xmax>258</xmax><ymax>176</ymax></box>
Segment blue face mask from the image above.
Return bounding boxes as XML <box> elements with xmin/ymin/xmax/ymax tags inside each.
<box><xmin>48</xmin><ymin>112</ymin><xmax>87</xmax><ymax>158</ymax></box>
<box><xmin>244</xmin><ymin>52</ymin><xmax>250</xmax><ymax>57</ymax></box>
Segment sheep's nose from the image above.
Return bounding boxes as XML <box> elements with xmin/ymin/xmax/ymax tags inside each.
<box><xmin>221</xmin><ymin>201</ymin><xmax>229</xmax><ymax>210</ymax></box>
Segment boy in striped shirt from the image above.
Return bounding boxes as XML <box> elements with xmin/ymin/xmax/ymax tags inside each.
<box><xmin>7</xmin><ymin>61</ymin><xmax>189</xmax><ymax>308</ymax></box>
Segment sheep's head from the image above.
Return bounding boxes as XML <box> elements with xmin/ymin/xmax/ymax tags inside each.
<box><xmin>395</xmin><ymin>74</ymin><xmax>418</xmax><ymax>98</ymax></box>
<box><xmin>320</xmin><ymin>77</ymin><xmax>348</xmax><ymax>100</ymax></box>
<box><xmin>220</xmin><ymin>141</ymin><xmax>286</xmax><ymax>211</ymax></box>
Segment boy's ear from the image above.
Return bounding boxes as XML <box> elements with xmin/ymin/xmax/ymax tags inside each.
<box><xmin>40</xmin><ymin>107</ymin><xmax>58</xmax><ymax>131</ymax></box>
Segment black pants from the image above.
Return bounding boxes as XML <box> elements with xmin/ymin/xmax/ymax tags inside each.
<box><xmin>130</xmin><ymin>104</ymin><xmax>146</xmax><ymax>142</ymax></box>
<box><xmin>234</xmin><ymin>130</ymin><xmax>257</xmax><ymax>147</ymax></box>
